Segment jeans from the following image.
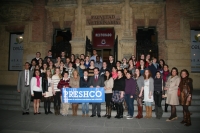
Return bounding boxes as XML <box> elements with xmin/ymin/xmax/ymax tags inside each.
<box><xmin>125</xmin><ymin>94</ymin><xmax>134</xmax><ymax>117</ymax></box>
<box><xmin>82</xmin><ymin>103</ymin><xmax>89</xmax><ymax>114</ymax></box>
<box><xmin>145</xmin><ymin>102</ymin><xmax>152</xmax><ymax>106</ymax></box>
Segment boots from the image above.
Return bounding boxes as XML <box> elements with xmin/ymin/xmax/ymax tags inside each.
<box><xmin>165</xmin><ymin>103</ymin><xmax>168</xmax><ymax>112</ymax></box>
<box><xmin>145</xmin><ymin>106</ymin><xmax>148</xmax><ymax>118</ymax></box>
<box><xmin>138</xmin><ymin>106</ymin><xmax>143</xmax><ymax>119</ymax></box>
<box><xmin>157</xmin><ymin>107</ymin><xmax>163</xmax><ymax>119</ymax></box>
<box><xmin>185</xmin><ymin>112</ymin><xmax>191</xmax><ymax>126</ymax></box>
<box><xmin>135</xmin><ymin>106</ymin><xmax>139</xmax><ymax>118</ymax></box>
<box><xmin>155</xmin><ymin>105</ymin><xmax>158</xmax><ymax>118</ymax></box>
<box><xmin>103</xmin><ymin>107</ymin><xmax>108</xmax><ymax>117</ymax></box>
<box><xmin>72</xmin><ymin>104</ymin><xmax>75</xmax><ymax>116</ymax></box>
<box><xmin>148</xmin><ymin>106</ymin><xmax>152</xmax><ymax>118</ymax></box>
<box><xmin>57</xmin><ymin>105</ymin><xmax>60</xmax><ymax>115</ymax></box>
<box><xmin>112</xmin><ymin>101</ymin><xmax>116</xmax><ymax>110</ymax></box>
<box><xmin>44</xmin><ymin>101</ymin><xmax>48</xmax><ymax>115</ymax></box>
<box><xmin>118</xmin><ymin>103</ymin><xmax>123</xmax><ymax>119</ymax></box>
<box><xmin>115</xmin><ymin>103</ymin><xmax>119</xmax><ymax>118</ymax></box>
<box><xmin>107</xmin><ymin>106</ymin><xmax>112</xmax><ymax>119</ymax></box>
<box><xmin>54</xmin><ymin>106</ymin><xmax>57</xmax><ymax>115</ymax></box>
<box><xmin>180</xmin><ymin>111</ymin><xmax>187</xmax><ymax>124</ymax></box>
<box><xmin>74</xmin><ymin>104</ymin><xmax>78</xmax><ymax>116</ymax></box>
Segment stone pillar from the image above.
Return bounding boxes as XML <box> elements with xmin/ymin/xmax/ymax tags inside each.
<box><xmin>119</xmin><ymin>0</ymin><xmax>135</xmax><ymax>60</ymax></box>
<box><xmin>70</xmin><ymin>0</ymin><xmax>85</xmax><ymax>55</ymax></box>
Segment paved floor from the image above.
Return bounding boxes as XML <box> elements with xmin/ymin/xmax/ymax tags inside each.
<box><xmin>0</xmin><ymin>110</ymin><xmax>199</xmax><ymax>133</ymax></box>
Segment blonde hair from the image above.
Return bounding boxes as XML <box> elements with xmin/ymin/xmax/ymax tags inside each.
<box><xmin>72</xmin><ymin>69</ymin><xmax>79</xmax><ymax>77</ymax></box>
<box><xmin>55</xmin><ymin>67</ymin><xmax>62</xmax><ymax>79</ymax></box>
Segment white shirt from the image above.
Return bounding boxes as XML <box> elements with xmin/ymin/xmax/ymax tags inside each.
<box><xmin>24</xmin><ymin>70</ymin><xmax>29</xmax><ymax>85</ymax></box>
<box><xmin>30</xmin><ymin>77</ymin><xmax>43</xmax><ymax>95</ymax></box>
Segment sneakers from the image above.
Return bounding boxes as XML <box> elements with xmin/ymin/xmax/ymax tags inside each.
<box><xmin>126</xmin><ymin>116</ymin><xmax>133</xmax><ymax>119</ymax></box>
<box><xmin>124</xmin><ymin>114</ymin><xmax>130</xmax><ymax>117</ymax></box>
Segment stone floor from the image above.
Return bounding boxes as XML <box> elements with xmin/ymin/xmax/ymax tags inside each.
<box><xmin>0</xmin><ymin>110</ymin><xmax>199</xmax><ymax>133</ymax></box>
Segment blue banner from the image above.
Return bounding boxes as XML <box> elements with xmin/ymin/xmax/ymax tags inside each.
<box><xmin>62</xmin><ymin>87</ymin><xmax>105</xmax><ymax>103</ymax></box>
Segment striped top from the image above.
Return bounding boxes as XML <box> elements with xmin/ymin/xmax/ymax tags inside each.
<box><xmin>51</xmin><ymin>75</ymin><xmax>61</xmax><ymax>92</ymax></box>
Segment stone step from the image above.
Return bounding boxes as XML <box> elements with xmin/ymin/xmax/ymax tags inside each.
<box><xmin>0</xmin><ymin>104</ymin><xmax>200</xmax><ymax>118</ymax></box>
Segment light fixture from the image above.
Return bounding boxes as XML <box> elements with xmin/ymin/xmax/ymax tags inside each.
<box><xmin>197</xmin><ymin>34</ymin><xmax>200</xmax><ymax>37</ymax></box>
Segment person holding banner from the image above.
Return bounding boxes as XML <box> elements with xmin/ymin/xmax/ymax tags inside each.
<box><xmin>88</xmin><ymin>67</ymin><xmax>104</xmax><ymax>118</ymax></box>
<box><xmin>103</xmin><ymin>69</ymin><xmax>114</xmax><ymax>119</ymax></box>
<box><xmin>69</xmin><ymin>70</ymin><xmax>80</xmax><ymax>116</ymax></box>
<box><xmin>52</xmin><ymin>67</ymin><xmax>62</xmax><ymax>115</ymax></box>
<box><xmin>112</xmin><ymin>70</ymin><xmax>125</xmax><ymax>119</ymax></box>
<box><xmin>80</xmin><ymin>69</ymin><xmax>90</xmax><ymax>117</ymax></box>
<box><xmin>57</xmin><ymin>71</ymin><xmax>70</xmax><ymax>116</ymax></box>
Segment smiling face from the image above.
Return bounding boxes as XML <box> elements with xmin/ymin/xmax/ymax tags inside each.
<box><xmin>181</xmin><ymin>71</ymin><xmax>187</xmax><ymax>78</ymax></box>
<box><xmin>172</xmin><ymin>69</ymin><xmax>177</xmax><ymax>76</ymax></box>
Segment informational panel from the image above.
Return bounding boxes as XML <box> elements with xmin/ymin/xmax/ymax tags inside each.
<box><xmin>92</xmin><ymin>28</ymin><xmax>115</xmax><ymax>48</ymax></box>
<box><xmin>62</xmin><ymin>87</ymin><xmax>105</xmax><ymax>103</ymax></box>
<box><xmin>9</xmin><ymin>33</ymin><xmax>24</xmax><ymax>71</ymax></box>
<box><xmin>191</xmin><ymin>30</ymin><xmax>200</xmax><ymax>73</ymax></box>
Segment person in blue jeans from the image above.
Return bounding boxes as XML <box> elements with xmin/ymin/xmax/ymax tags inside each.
<box><xmin>80</xmin><ymin>69</ymin><xmax>90</xmax><ymax>117</ymax></box>
<box><xmin>125</xmin><ymin>71</ymin><xmax>137</xmax><ymax>119</ymax></box>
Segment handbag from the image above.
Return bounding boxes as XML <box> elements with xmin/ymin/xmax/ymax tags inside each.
<box><xmin>177</xmin><ymin>88</ymin><xmax>181</xmax><ymax>97</ymax></box>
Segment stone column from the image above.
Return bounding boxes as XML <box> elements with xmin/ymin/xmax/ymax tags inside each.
<box><xmin>70</xmin><ymin>0</ymin><xmax>85</xmax><ymax>55</ymax></box>
<box><xmin>119</xmin><ymin>0</ymin><xmax>135</xmax><ymax>60</ymax></box>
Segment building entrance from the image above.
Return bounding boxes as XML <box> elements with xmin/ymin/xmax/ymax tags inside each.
<box><xmin>136</xmin><ymin>27</ymin><xmax>158</xmax><ymax>60</ymax></box>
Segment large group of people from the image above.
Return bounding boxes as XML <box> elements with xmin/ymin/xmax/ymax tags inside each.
<box><xmin>17</xmin><ymin>49</ymin><xmax>193</xmax><ymax>126</ymax></box>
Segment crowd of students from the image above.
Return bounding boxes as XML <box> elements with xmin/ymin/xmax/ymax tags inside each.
<box><xmin>17</xmin><ymin>49</ymin><xmax>193</xmax><ymax>127</ymax></box>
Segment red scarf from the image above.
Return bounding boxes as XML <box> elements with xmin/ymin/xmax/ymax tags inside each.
<box><xmin>163</xmin><ymin>71</ymin><xmax>169</xmax><ymax>82</ymax></box>
<box><xmin>112</xmin><ymin>72</ymin><xmax>118</xmax><ymax>80</ymax></box>
<box><xmin>36</xmin><ymin>76</ymin><xmax>40</xmax><ymax>87</ymax></box>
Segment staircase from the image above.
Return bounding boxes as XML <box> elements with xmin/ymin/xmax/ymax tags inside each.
<box><xmin>0</xmin><ymin>85</ymin><xmax>200</xmax><ymax>117</ymax></box>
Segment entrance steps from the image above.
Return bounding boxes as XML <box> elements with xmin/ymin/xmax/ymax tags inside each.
<box><xmin>0</xmin><ymin>85</ymin><xmax>200</xmax><ymax>117</ymax></box>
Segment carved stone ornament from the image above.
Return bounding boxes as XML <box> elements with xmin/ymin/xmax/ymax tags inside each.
<box><xmin>0</xmin><ymin>1</ymin><xmax>33</xmax><ymax>22</ymax></box>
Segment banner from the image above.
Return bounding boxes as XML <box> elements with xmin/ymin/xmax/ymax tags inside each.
<box><xmin>191</xmin><ymin>30</ymin><xmax>200</xmax><ymax>73</ymax></box>
<box><xmin>92</xmin><ymin>28</ymin><xmax>115</xmax><ymax>48</ymax></box>
<box><xmin>62</xmin><ymin>87</ymin><xmax>105</xmax><ymax>103</ymax></box>
<box><xmin>9</xmin><ymin>33</ymin><xmax>24</xmax><ymax>71</ymax></box>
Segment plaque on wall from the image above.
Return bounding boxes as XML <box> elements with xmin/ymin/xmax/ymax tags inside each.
<box><xmin>92</xmin><ymin>28</ymin><xmax>115</xmax><ymax>48</ymax></box>
<box><xmin>9</xmin><ymin>33</ymin><xmax>24</xmax><ymax>71</ymax></box>
<box><xmin>86</xmin><ymin>15</ymin><xmax>121</xmax><ymax>25</ymax></box>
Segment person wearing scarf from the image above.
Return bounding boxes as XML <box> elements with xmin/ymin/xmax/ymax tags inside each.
<box><xmin>31</xmin><ymin>69</ymin><xmax>43</xmax><ymax>115</ymax></box>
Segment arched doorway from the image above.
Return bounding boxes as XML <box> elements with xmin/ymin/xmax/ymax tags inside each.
<box><xmin>52</xmin><ymin>28</ymin><xmax>72</xmax><ymax>58</ymax></box>
<box><xmin>136</xmin><ymin>27</ymin><xmax>158</xmax><ymax>60</ymax></box>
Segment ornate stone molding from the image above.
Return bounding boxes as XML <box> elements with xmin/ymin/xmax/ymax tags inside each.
<box><xmin>0</xmin><ymin>0</ymin><xmax>33</xmax><ymax>22</ymax></box>
<box><xmin>131</xmin><ymin>3</ymin><xmax>164</xmax><ymax>27</ymax></box>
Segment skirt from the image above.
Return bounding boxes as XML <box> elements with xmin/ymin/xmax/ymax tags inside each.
<box><xmin>33</xmin><ymin>91</ymin><xmax>42</xmax><ymax>99</ymax></box>
<box><xmin>112</xmin><ymin>90</ymin><xmax>124</xmax><ymax>103</ymax></box>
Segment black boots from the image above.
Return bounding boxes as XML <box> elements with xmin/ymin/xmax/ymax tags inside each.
<box><xmin>115</xmin><ymin>103</ymin><xmax>123</xmax><ymax>119</ymax></box>
<box><xmin>103</xmin><ymin>107</ymin><xmax>108</xmax><ymax>117</ymax></box>
<box><xmin>107</xmin><ymin>106</ymin><xmax>112</xmax><ymax>119</ymax></box>
<box><xmin>165</xmin><ymin>103</ymin><xmax>168</xmax><ymax>112</ymax></box>
<box><xmin>180</xmin><ymin>111</ymin><xmax>187</xmax><ymax>124</ymax></box>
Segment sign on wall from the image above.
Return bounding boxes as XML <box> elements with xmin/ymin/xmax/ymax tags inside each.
<box><xmin>9</xmin><ymin>33</ymin><xmax>24</xmax><ymax>71</ymax></box>
<box><xmin>62</xmin><ymin>87</ymin><xmax>105</xmax><ymax>103</ymax></box>
<box><xmin>191</xmin><ymin>30</ymin><xmax>200</xmax><ymax>73</ymax></box>
<box><xmin>92</xmin><ymin>28</ymin><xmax>115</xmax><ymax>48</ymax></box>
<box><xmin>86</xmin><ymin>15</ymin><xmax>121</xmax><ymax>25</ymax></box>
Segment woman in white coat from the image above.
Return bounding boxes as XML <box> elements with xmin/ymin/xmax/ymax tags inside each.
<box><xmin>164</xmin><ymin>67</ymin><xmax>180</xmax><ymax>121</ymax></box>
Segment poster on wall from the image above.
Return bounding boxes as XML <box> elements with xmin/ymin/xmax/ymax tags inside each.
<box><xmin>9</xmin><ymin>33</ymin><xmax>24</xmax><ymax>71</ymax></box>
<box><xmin>191</xmin><ymin>30</ymin><xmax>200</xmax><ymax>73</ymax></box>
<box><xmin>92</xmin><ymin>28</ymin><xmax>115</xmax><ymax>48</ymax></box>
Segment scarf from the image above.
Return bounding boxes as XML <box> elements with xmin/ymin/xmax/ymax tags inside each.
<box><xmin>163</xmin><ymin>71</ymin><xmax>169</xmax><ymax>82</ymax></box>
<box><xmin>112</xmin><ymin>72</ymin><xmax>118</xmax><ymax>80</ymax></box>
<box><xmin>36</xmin><ymin>76</ymin><xmax>40</xmax><ymax>87</ymax></box>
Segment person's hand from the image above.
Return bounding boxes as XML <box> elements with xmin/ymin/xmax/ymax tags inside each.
<box><xmin>120</xmin><ymin>93</ymin><xmax>124</xmax><ymax>99</ymax></box>
<box><xmin>162</xmin><ymin>95</ymin><xmax>165</xmax><ymax>98</ymax></box>
<box><xmin>32</xmin><ymin>94</ymin><xmax>34</xmax><ymax>97</ymax></box>
<box><xmin>96</xmin><ymin>86</ymin><xmax>100</xmax><ymax>88</ymax></box>
<box><xmin>149</xmin><ymin>95</ymin><xmax>151</xmax><ymax>99</ymax></box>
<box><xmin>17</xmin><ymin>90</ymin><xmax>20</xmax><ymax>93</ymax></box>
<box><xmin>42</xmin><ymin>93</ymin><xmax>45</xmax><ymax>96</ymax></box>
<box><xmin>90</xmin><ymin>86</ymin><xmax>93</xmax><ymax>88</ymax></box>
<box><xmin>164</xmin><ymin>87</ymin><xmax>168</xmax><ymax>90</ymax></box>
<box><xmin>130</xmin><ymin>95</ymin><xmax>133</xmax><ymax>98</ymax></box>
<box><xmin>187</xmin><ymin>95</ymin><xmax>191</xmax><ymax>102</ymax></box>
<box><xmin>104</xmin><ymin>87</ymin><xmax>106</xmax><ymax>90</ymax></box>
<box><xmin>139</xmin><ymin>93</ymin><xmax>142</xmax><ymax>97</ymax></box>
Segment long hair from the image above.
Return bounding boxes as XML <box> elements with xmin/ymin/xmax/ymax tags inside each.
<box><xmin>134</xmin><ymin>68</ymin><xmax>141</xmax><ymax>78</ymax></box>
<box><xmin>54</xmin><ymin>67</ymin><xmax>62</xmax><ymax>79</ymax></box>
<box><xmin>180</xmin><ymin>69</ymin><xmax>189</xmax><ymax>79</ymax></box>
<box><xmin>104</xmin><ymin>69</ymin><xmax>112</xmax><ymax>81</ymax></box>
<box><xmin>143</xmin><ymin>69</ymin><xmax>152</xmax><ymax>79</ymax></box>
<box><xmin>45</xmin><ymin>68</ymin><xmax>52</xmax><ymax>80</ymax></box>
<box><xmin>33</xmin><ymin>69</ymin><xmax>41</xmax><ymax>77</ymax></box>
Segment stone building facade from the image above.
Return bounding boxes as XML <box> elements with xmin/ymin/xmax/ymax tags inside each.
<box><xmin>0</xmin><ymin>0</ymin><xmax>200</xmax><ymax>88</ymax></box>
